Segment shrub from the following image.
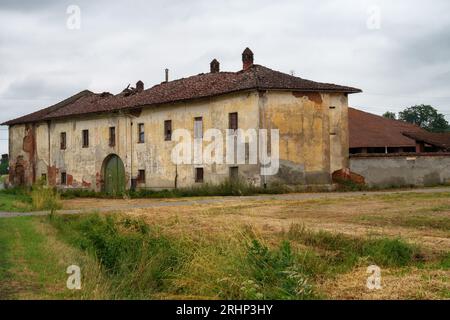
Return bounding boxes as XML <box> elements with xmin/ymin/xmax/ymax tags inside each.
<box><xmin>31</xmin><ymin>183</ymin><xmax>62</xmax><ymax>211</ymax></box>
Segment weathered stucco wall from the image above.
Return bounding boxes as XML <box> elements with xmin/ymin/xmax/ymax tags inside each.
<box><xmin>350</xmin><ymin>154</ymin><xmax>450</xmax><ymax>187</ymax></box>
<box><xmin>259</xmin><ymin>91</ymin><xmax>348</xmax><ymax>186</ymax></box>
<box><xmin>133</xmin><ymin>91</ymin><xmax>261</xmax><ymax>189</ymax></box>
<box><xmin>8</xmin><ymin>89</ymin><xmax>350</xmax><ymax>191</ymax></box>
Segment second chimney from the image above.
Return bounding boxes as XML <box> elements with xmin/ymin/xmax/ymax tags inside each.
<box><xmin>242</xmin><ymin>47</ymin><xmax>254</xmax><ymax>70</ymax></box>
<box><xmin>136</xmin><ymin>80</ymin><xmax>144</xmax><ymax>92</ymax></box>
<box><xmin>165</xmin><ymin>68</ymin><xmax>169</xmax><ymax>82</ymax></box>
<box><xmin>210</xmin><ymin>59</ymin><xmax>220</xmax><ymax>73</ymax></box>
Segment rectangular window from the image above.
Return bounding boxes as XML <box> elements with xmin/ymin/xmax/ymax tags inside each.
<box><xmin>109</xmin><ymin>127</ymin><xmax>116</xmax><ymax>147</ymax></box>
<box><xmin>229</xmin><ymin>167</ymin><xmax>239</xmax><ymax>182</ymax></box>
<box><xmin>164</xmin><ymin>120</ymin><xmax>172</xmax><ymax>141</ymax></box>
<box><xmin>195</xmin><ymin>168</ymin><xmax>204</xmax><ymax>183</ymax></box>
<box><xmin>138</xmin><ymin>123</ymin><xmax>145</xmax><ymax>143</ymax></box>
<box><xmin>61</xmin><ymin>172</ymin><xmax>67</xmax><ymax>185</ymax></box>
<box><xmin>137</xmin><ymin>170</ymin><xmax>146</xmax><ymax>184</ymax></box>
<box><xmin>82</xmin><ymin>130</ymin><xmax>89</xmax><ymax>148</ymax></box>
<box><xmin>229</xmin><ymin>112</ymin><xmax>238</xmax><ymax>131</ymax></box>
<box><xmin>41</xmin><ymin>173</ymin><xmax>47</xmax><ymax>182</ymax></box>
<box><xmin>194</xmin><ymin>117</ymin><xmax>203</xmax><ymax>139</ymax></box>
<box><xmin>60</xmin><ymin>132</ymin><xmax>66</xmax><ymax>150</ymax></box>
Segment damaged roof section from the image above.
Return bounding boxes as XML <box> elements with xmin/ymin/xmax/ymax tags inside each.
<box><xmin>3</xmin><ymin>63</ymin><xmax>362</xmax><ymax>126</ymax></box>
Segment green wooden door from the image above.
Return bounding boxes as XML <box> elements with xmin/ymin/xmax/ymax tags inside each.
<box><xmin>104</xmin><ymin>155</ymin><xmax>125</xmax><ymax>195</ymax></box>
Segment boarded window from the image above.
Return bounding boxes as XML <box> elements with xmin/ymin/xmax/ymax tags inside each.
<box><xmin>60</xmin><ymin>132</ymin><xmax>66</xmax><ymax>150</ymax></box>
<box><xmin>109</xmin><ymin>127</ymin><xmax>116</xmax><ymax>147</ymax></box>
<box><xmin>61</xmin><ymin>172</ymin><xmax>67</xmax><ymax>185</ymax></box>
<box><xmin>195</xmin><ymin>168</ymin><xmax>204</xmax><ymax>183</ymax></box>
<box><xmin>229</xmin><ymin>166</ymin><xmax>239</xmax><ymax>182</ymax></box>
<box><xmin>229</xmin><ymin>112</ymin><xmax>238</xmax><ymax>131</ymax></box>
<box><xmin>138</xmin><ymin>123</ymin><xmax>145</xmax><ymax>143</ymax></box>
<box><xmin>82</xmin><ymin>130</ymin><xmax>89</xmax><ymax>148</ymax></box>
<box><xmin>164</xmin><ymin>120</ymin><xmax>172</xmax><ymax>141</ymax></box>
<box><xmin>194</xmin><ymin>117</ymin><xmax>203</xmax><ymax>139</ymax></box>
<box><xmin>137</xmin><ymin>170</ymin><xmax>146</xmax><ymax>184</ymax></box>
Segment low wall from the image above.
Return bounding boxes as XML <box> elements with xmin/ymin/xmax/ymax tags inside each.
<box><xmin>349</xmin><ymin>153</ymin><xmax>450</xmax><ymax>187</ymax></box>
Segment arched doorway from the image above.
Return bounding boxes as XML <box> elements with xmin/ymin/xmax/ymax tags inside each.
<box><xmin>102</xmin><ymin>154</ymin><xmax>125</xmax><ymax>195</ymax></box>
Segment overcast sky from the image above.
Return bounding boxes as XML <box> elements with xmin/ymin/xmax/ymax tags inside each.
<box><xmin>1</xmin><ymin>0</ymin><xmax>450</xmax><ymax>154</ymax></box>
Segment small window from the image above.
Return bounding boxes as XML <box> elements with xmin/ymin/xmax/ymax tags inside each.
<box><xmin>109</xmin><ymin>127</ymin><xmax>116</xmax><ymax>147</ymax></box>
<box><xmin>41</xmin><ymin>173</ymin><xmax>47</xmax><ymax>182</ymax></box>
<box><xmin>194</xmin><ymin>117</ymin><xmax>203</xmax><ymax>139</ymax></box>
<box><xmin>82</xmin><ymin>130</ymin><xmax>89</xmax><ymax>148</ymax></box>
<box><xmin>138</xmin><ymin>123</ymin><xmax>145</xmax><ymax>143</ymax></box>
<box><xmin>229</xmin><ymin>112</ymin><xmax>238</xmax><ymax>131</ymax></box>
<box><xmin>61</xmin><ymin>172</ymin><xmax>67</xmax><ymax>185</ymax></box>
<box><xmin>230</xmin><ymin>167</ymin><xmax>239</xmax><ymax>182</ymax></box>
<box><xmin>137</xmin><ymin>170</ymin><xmax>146</xmax><ymax>184</ymax></box>
<box><xmin>195</xmin><ymin>168</ymin><xmax>204</xmax><ymax>183</ymax></box>
<box><xmin>60</xmin><ymin>132</ymin><xmax>66</xmax><ymax>150</ymax></box>
<box><xmin>164</xmin><ymin>120</ymin><xmax>172</xmax><ymax>141</ymax></box>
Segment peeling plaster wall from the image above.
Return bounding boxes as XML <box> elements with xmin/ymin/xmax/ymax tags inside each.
<box><xmin>9</xmin><ymin>124</ymin><xmax>34</xmax><ymax>186</ymax></box>
<box><xmin>133</xmin><ymin>91</ymin><xmax>261</xmax><ymax>189</ymax></box>
<box><xmin>7</xmin><ymin>89</ymin><xmax>349</xmax><ymax>190</ymax></box>
<box><xmin>259</xmin><ymin>91</ymin><xmax>348</xmax><ymax>186</ymax></box>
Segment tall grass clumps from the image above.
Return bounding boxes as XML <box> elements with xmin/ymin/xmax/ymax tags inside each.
<box><xmin>286</xmin><ymin>224</ymin><xmax>421</xmax><ymax>269</ymax></box>
<box><xmin>48</xmin><ymin>213</ymin><xmax>318</xmax><ymax>299</ymax></box>
<box><xmin>31</xmin><ymin>183</ymin><xmax>62</xmax><ymax>211</ymax></box>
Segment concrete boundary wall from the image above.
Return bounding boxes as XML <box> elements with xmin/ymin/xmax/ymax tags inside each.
<box><xmin>350</xmin><ymin>153</ymin><xmax>450</xmax><ymax>187</ymax></box>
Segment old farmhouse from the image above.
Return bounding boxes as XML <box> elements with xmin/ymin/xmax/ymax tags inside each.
<box><xmin>3</xmin><ymin>48</ymin><xmax>362</xmax><ymax>193</ymax></box>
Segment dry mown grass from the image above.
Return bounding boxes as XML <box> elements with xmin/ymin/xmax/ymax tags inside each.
<box><xmin>121</xmin><ymin>192</ymin><xmax>450</xmax><ymax>299</ymax></box>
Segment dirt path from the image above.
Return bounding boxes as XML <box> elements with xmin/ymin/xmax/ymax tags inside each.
<box><xmin>1</xmin><ymin>186</ymin><xmax>450</xmax><ymax>218</ymax></box>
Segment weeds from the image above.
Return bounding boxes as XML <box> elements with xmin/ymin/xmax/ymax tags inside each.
<box><xmin>49</xmin><ymin>213</ymin><xmax>318</xmax><ymax>299</ymax></box>
<box><xmin>60</xmin><ymin>179</ymin><xmax>287</xmax><ymax>200</ymax></box>
<box><xmin>286</xmin><ymin>224</ymin><xmax>421</xmax><ymax>269</ymax></box>
<box><xmin>30</xmin><ymin>183</ymin><xmax>62</xmax><ymax>211</ymax></box>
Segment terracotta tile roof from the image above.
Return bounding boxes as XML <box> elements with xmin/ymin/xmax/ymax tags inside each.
<box><xmin>3</xmin><ymin>64</ymin><xmax>361</xmax><ymax>125</ymax></box>
<box><xmin>2</xmin><ymin>90</ymin><xmax>94</xmax><ymax>126</ymax></box>
<box><xmin>402</xmin><ymin>131</ymin><xmax>450</xmax><ymax>151</ymax></box>
<box><xmin>349</xmin><ymin>107</ymin><xmax>427</xmax><ymax>148</ymax></box>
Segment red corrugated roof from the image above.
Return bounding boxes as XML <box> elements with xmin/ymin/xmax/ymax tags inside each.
<box><xmin>2</xmin><ymin>64</ymin><xmax>361</xmax><ymax>125</ymax></box>
<box><xmin>349</xmin><ymin>107</ymin><xmax>427</xmax><ymax>148</ymax></box>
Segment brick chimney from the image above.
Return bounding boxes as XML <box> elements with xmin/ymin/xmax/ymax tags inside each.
<box><xmin>242</xmin><ymin>47</ymin><xmax>254</xmax><ymax>70</ymax></box>
<box><xmin>136</xmin><ymin>80</ymin><xmax>144</xmax><ymax>92</ymax></box>
<box><xmin>210</xmin><ymin>59</ymin><xmax>220</xmax><ymax>73</ymax></box>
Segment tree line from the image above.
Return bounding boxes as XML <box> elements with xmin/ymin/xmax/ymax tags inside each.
<box><xmin>383</xmin><ymin>105</ymin><xmax>449</xmax><ymax>132</ymax></box>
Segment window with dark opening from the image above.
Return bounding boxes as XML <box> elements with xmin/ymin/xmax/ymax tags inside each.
<box><xmin>137</xmin><ymin>170</ymin><xmax>146</xmax><ymax>184</ymax></box>
<box><xmin>41</xmin><ymin>173</ymin><xmax>47</xmax><ymax>182</ymax></box>
<box><xmin>61</xmin><ymin>172</ymin><xmax>67</xmax><ymax>185</ymax></box>
<box><xmin>109</xmin><ymin>127</ymin><xmax>116</xmax><ymax>147</ymax></box>
<box><xmin>229</xmin><ymin>167</ymin><xmax>239</xmax><ymax>182</ymax></box>
<box><xmin>138</xmin><ymin>123</ymin><xmax>145</xmax><ymax>143</ymax></box>
<box><xmin>82</xmin><ymin>130</ymin><xmax>89</xmax><ymax>148</ymax></box>
<box><xmin>164</xmin><ymin>120</ymin><xmax>172</xmax><ymax>141</ymax></box>
<box><xmin>194</xmin><ymin>117</ymin><xmax>203</xmax><ymax>139</ymax></box>
<box><xmin>229</xmin><ymin>112</ymin><xmax>238</xmax><ymax>131</ymax></box>
<box><xmin>195</xmin><ymin>168</ymin><xmax>204</xmax><ymax>183</ymax></box>
<box><xmin>60</xmin><ymin>132</ymin><xmax>66</xmax><ymax>150</ymax></box>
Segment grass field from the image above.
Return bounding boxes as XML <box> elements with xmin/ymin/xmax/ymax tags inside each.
<box><xmin>0</xmin><ymin>191</ymin><xmax>449</xmax><ymax>299</ymax></box>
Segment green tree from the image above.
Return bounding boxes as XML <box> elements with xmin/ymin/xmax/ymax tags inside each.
<box><xmin>0</xmin><ymin>159</ymin><xmax>8</xmax><ymax>175</ymax></box>
<box><xmin>398</xmin><ymin>104</ymin><xmax>449</xmax><ymax>132</ymax></box>
<box><xmin>383</xmin><ymin>111</ymin><xmax>396</xmax><ymax>120</ymax></box>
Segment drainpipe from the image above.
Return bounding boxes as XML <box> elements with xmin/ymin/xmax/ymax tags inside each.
<box><xmin>47</xmin><ymin>121</ymin><xmax>51</xmax><ymax>186</ymax></box>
